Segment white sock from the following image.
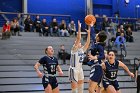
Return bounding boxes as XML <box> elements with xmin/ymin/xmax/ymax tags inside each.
<box><xmin>78</xmin><ymin>84</ymin><xmax>84</xmax><ymax>93</ymax></box>
<box><xmin>72</xmin><ymin>88</ymin><xmax>78</xmax><ymax>93</ymax></box>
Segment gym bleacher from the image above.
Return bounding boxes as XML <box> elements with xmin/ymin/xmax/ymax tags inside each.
<box><xmin>0</xmin><ymin>31</ymin><xmax>139</xmax><ymax>93</ymax></box>
<box><xmin>1</xmin><ymin>0</ymin><xmax>140</xmax><ymax>92</ymax></box>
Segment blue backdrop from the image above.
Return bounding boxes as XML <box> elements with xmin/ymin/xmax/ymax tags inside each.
<box><xmin>28</xmin><ymin>0</ymin><xmax>86</xmax><ymax>26</ymax></box>
<box><xmin>0</xmin><ymin>0</ymin><xmax>140</xmax><ymax>23</ymax></box>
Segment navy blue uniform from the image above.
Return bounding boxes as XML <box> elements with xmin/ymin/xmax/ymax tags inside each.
<box><xmin>103</xmin><ymin>60</ymin><xmax>120</xmax><ymax>90</ymax></box>
<box><xmin>136</xmin><ymin>64</ymin><xmax>140</xmax><ymax>93</ymax></box>
<box><xmin>39</xmin><ymin>56</ymin><xmax>58</xmax><ymax>89</ymax></box>
<box><xmin>88</xmin><ymin>42</ymin><xmax>105</xmax><ymax>83</ymax></box>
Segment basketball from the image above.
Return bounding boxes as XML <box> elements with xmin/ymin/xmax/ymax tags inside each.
<box><xmin>85</xmin><ymin>14</ymin><xmax>96</xmax><ymax>26</ymax></box>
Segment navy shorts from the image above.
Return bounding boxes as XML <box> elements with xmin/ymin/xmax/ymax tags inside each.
<box><xmin>102</xmin><ymin>78</ymin><xmax>120</xmax><ymax>90</ymax></box>
<box><xmin>42</xmin><ymin>76</ymin><xmax>58</xmax><ymax>89</ymax></box>
<box><xmin>90</xmin><ymin>65</ymin><xmax>103</xmax><ymax>83</ymax></box>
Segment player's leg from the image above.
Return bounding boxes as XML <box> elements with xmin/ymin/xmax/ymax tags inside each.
<box><xmin>95</xmin><ymin>85</ymin><xmax>100</xmax><ymax>93</ymax></box>
<box><xmin>52</xmin><ymin>86</ymin><xmax>60</xmax><ymax>93</ymax></box>
<box><xmin>69</xmin><ymin>68</ymin><xmax>78</xmax><ymax>93</ymax></box>
<box><xmin>71</xmin><ymin>81</ymin><xmax>78</xmax><ymax>93</ymax></box>
<box><xmin>116</xmin><ymin>90</ymin><xmax>121</xmax><ymax>93</ymax></box>
<box><xmin>101</xmin><ymin>89</ymin><xmax>107</xmax><ymax>93</ymax></box>
<box><xmin>113</xmin><ymin>80</ymin><xmax>120</xmax><ymax>93</ymax></box>
<box><xmin>106</xmin><ymin>85</ymin><xmax>117</xmax><ymax>93</ymax></box>
<box><xmin>88</xmin><ymin>80</ymin><xmax>98</xmax><ymax>93</ymax></box>
<box><xmin>137</xmin><ymin>76</ymin><xmax>140</xmax><ymax>93</ymax></box>
<box><xmin>52</xmin><ymin>77</ymin><xmax>60</xmax><ymax>93</ymax></box>
<box><xmin>44</xmin><ymin>84</ymin><xmax>52</xmax><ymax>93</ymax></box>
<box><xmin>78</xmin><ymin>80</ymin><xmax>84</xmax><ymax>93</ymax></box>
<box><xmin>89</xmin><ymin>65</ymin><xmax>103</xmax><ymax>93</ymax></box>
<box><xmin>98</xmin><ymin>80</ymin><xmax>107</xmax><ymax>93</ymax></box>
<box><xmin>42</xmin><ymin>76</ymin><xmax>53</xmax><ymax>93</ymax></box>
<box><xmin>77</xmin><ymin>69</ymin><xmax>84</xmax><ymax>93</ymax></box>
<box><xmin>102</xmin><ymin>78</ymin><xmax>115</xmax><ymax>93</ymax></box>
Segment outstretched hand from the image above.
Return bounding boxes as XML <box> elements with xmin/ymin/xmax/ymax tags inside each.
<box><xmin>85</xmin><ymin>26</ymin><xmax>91</xmax><ymax>33</ymax></box>
<box><xmin>90</xmin><ymin>21</ymin><xmax>94</xmax><ymax>27</ymax></box>
<box><xmin>129</xmin><ymin>72</ymin><xmax>134</xmax><ymax>78</ymax></box>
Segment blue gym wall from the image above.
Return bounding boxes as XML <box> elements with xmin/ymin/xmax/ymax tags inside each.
<box><xmin>93</xmin><ymin>0</ymin><xmax>140</xmax><ymax>18</ymax></box>
<box><xmin>0</xmin><ymin>0</ymin><xmax>22</xmax><ymax>12</ymax></box>
<box><xmin>0</xmin><ymin>0</ymin><xmax>140</xmax><ymax>22</ymax></box>
<box><xmin>28</xmin><ymin>0</ymin><xmax>86</xmax><ymax>26</ymax></box>
<box><xmin>0</xmin><ymin>0</ymin><xmax>22</xmax><ymax>26</ymax></box>
<box><xmin>93</xmin><ymin>0</ymin><xmax>112</xmax><ymax>17</ymax></box>
<box><xmin>112</xmin><ymin>0</ymin><xmax>140</xmax><ymax>18</ymax></box>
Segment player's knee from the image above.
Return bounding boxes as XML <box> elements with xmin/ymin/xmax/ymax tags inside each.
<box><xmin>78</xmin><ymin>80</ymin><xmax>84</xmax><ymax>84</ymax></box>
<box><xmin>71</xmin><ymin>82</ymin><xmax>78</xmax><ymax>89</ymax></box>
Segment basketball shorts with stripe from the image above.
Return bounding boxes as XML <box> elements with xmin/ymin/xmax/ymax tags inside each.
<box><xmin>68</xmin><ymin>67</ymin><xmax>84</xmax><ymax>82</ymax></box>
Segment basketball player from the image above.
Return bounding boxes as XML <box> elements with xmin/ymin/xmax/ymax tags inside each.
<box><xmin>96</xmin><ymin>50</ymin><xmax>108</xmax><ymax>93</ymax></box>
<box><xmin>135</xmin><ymin>59</ymin><xmax>140</xmax><ymax>93</ymax></box>
<box><xmin>87</xmin><ymin>31</ymin><xmax>107</xmax><ymax>93</ymax></box>
<box><xmin>69</xmin><ymin>20</ymin><xmax>90</xmax><ymax>93</ymax></box>
<box><xmin>101</xmin><ymin>51</ymin><xmax>134</xmax><ymax>93</ymax></box>
<box><xmin>34</xmin><ymin>46</ymin><xmax>63</xmax><ymax>93</ymax></box>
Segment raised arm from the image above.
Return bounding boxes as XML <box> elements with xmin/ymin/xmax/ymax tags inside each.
<box><xmin>119</xmin><ymin>61</ymin><xmax>134</xmax><ymax>77</ymax></box>
<box><xmin>72</xmin><ymin>20</ymin><xmax>81</xmax><ymax>51</ymax></box>
<box><xmin>34</xmin><ymin>62</ymin><xmax>43</xmax><ymax>78</ymax></box>
<box><xmin>83</xmin><ymin>26</ymin><xmax>91</xmax><ymax>52</ymax></box>
<box><xmin>88</xmin><ymin>45</ymin><xmax>105</xmax><ymax>61</ymax></box>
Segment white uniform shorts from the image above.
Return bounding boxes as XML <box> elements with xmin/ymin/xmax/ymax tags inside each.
<box><xmin>68</xmin><ymin>67</ymin><xmax>84</xmax><ymax>82</ymax></box>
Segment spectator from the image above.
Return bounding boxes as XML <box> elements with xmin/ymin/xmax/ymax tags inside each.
<box><xmin>24</xmin><ymin>15</ymin><xmax>33</xmax><ymax>32</ymax></box>
<box><xmin>114</xmin><ymin>32</ymin><xmax>126</xmax><ymax>51</ymax></box>
<box><xmin>34</xmin><ymin>15</ymin><xmax>42</xmax><ymax>36</ymax></box>
<box><xmin>50</xmin><ymin>18</ymin><xmax>59</xmax><ymax>36</ymax></box>
<box><xmin>1</xmin><ymin>21</ymin><xmax>11</xmax><ymax>40</ymax></box>
<box><xmin>68</xmin><ymin>20</ymin><xmax>76</xmax><ymax>36</ymax></box>
<box><xmin>58</xmin><ymin>44</ymin><xmax>70</xmax><ymax>64</ymax></box>
<box><xmin>17</xmin><ymin>14</ymin><xmax>24</xmax><ymax>32</ymax></box>
<box><xmin>126</xmin><ymin>27</ymin><xmax>134</xmax><ymax>42</ymax></box>
<box><xmin>120</xmin><ymin>25</ymin><xmax>125</xmax><ymax>34</ymax></box>
<box><xmin>102</xmin><ymin>17</ymin><xmax>110</xmax><ymax>34</ymax></box>
<box><xmin>116</xmin><ymin>28</ymin><xmax>121</xmax><ymax>38</ymax></box>
<box><xmin>11</xmin><ymin>18</ymin><xmax>21</xmax><ymax>36</ymax></box>
<box><xmin>110</xmin><ymin>19</ymin><xmax>117</xmax><ymax>35</ymax></box>
<box><xmin>41</xmin><ymin>19</ymin><xmax>50</xmax><ymax>36</ymax></box>
<box><xmin>59</xmin><ymin>20</ymin><xmax>69</xmax><ymax>37</ymax></box>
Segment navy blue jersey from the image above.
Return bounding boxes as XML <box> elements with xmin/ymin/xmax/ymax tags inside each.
<box><xmin>39</xmin><ymin>56</ymin><xmax>58</xmax><ymax>75</ymax></box>
<box><xmin>136</xmin><ymin>64</ymin><xmax>140</xmax><ymax>75</ymax></box>
<box><xmin>104</xmin><ymin>60</ymin><xmax>119</xmax><ymax>79</ymax></box>
<box><xmin>87</xmin><ymin>42</ymin><xmax>105</xmax><ymax>66</ymax></box>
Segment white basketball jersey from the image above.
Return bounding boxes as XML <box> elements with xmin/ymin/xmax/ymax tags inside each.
<box><xmin>70</xmin><ymin>47</ymin><xmax>85</xmax><ymax>69</ymax></box>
